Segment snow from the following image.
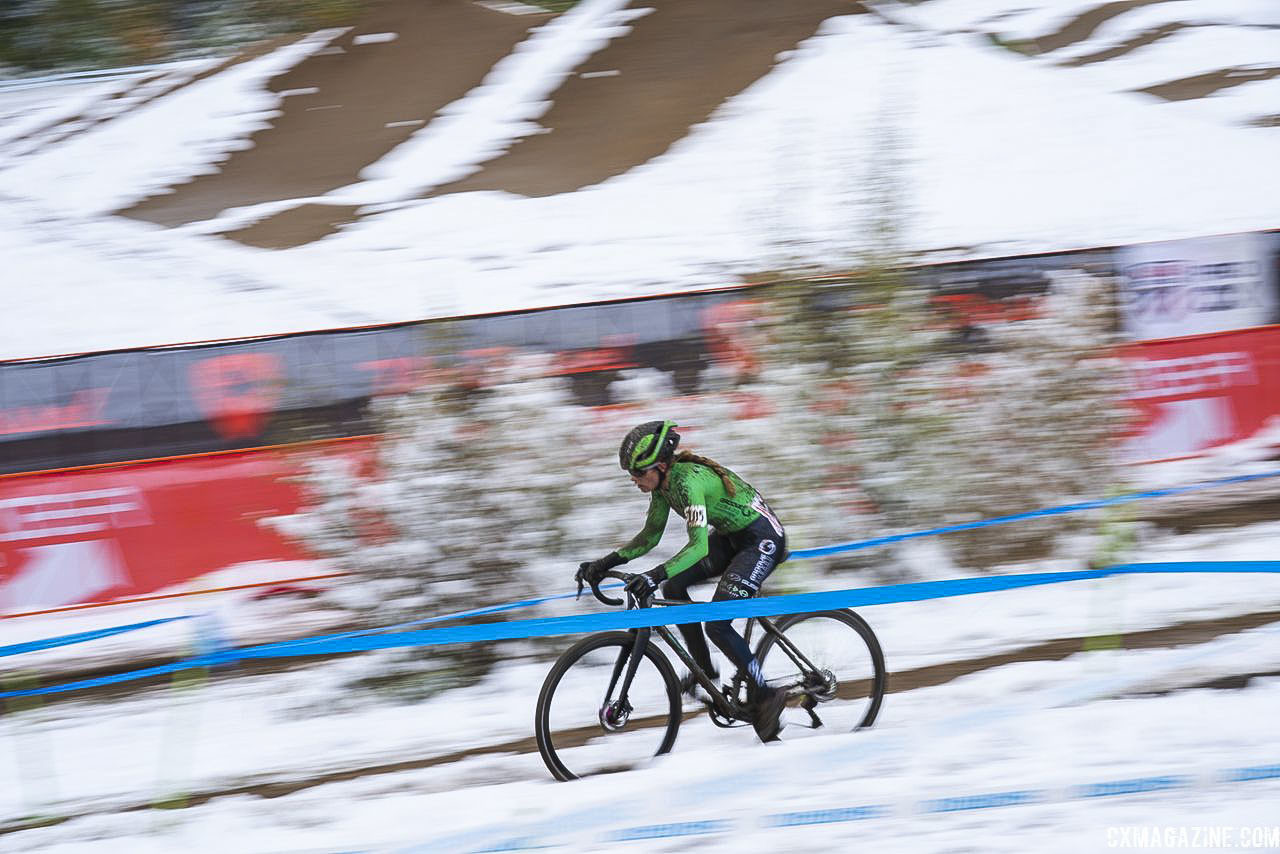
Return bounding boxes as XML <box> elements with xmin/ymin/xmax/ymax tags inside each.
<box><xmin>1</xmin><ymin>0</ymin><xmax>1279</xmax><ymax>848</ymax></box>
<box><xmin>2</xmin><ymin>525</ymin><xmax>1279</xmax><ymax>850</ymax></box>
<box><xmin>336</xmin><ymin>0</ymin><xmax>643</xmax><ymax>202</ymax></box>
<box><xmin>986</xmin><ymin>0</ymin><xmax>1280</xmax><ymax>42</ymax></box>
<box><xmin>0</xmin><ymin>560</ymin><xmax>350</xmax><ymax>678</ymax></box>
<box><xmin>1</xmin><ymin>1</ymin><xmax>1277</xmax><ymax>358</ymax></box>
<box><xmin>0</xmin><ymin>31</ymin><xmax>347</xmax><ymax>218</ymax></box>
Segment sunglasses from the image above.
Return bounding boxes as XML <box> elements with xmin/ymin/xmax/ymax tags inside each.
<box><xmin>629</xmin><ymin>466</ymin><xmax>657</xmax><ymax>478</ymax></box>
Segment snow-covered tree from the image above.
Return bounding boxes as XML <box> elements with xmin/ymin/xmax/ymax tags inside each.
<box><xmin>745</xmin><ymin>266</ymin><xmax>1132</xmax><ymax>575</ymax></box>
<box><xmin>268</xmin><ymin>361</ymin><xmax>611</xmax><ymax>697</ymax></box>
<box><xmin>904</xmin><ymin>269</ymin><xmax>1133</xmax><ymax>569</ymax></box>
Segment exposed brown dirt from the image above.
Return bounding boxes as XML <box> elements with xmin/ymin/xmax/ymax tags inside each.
<box><xmin>423</xmin><ymin>0</ymin><xmax>862</xmax><ymax>198</ymax></box>
<box><xmin>1140</xmin><ymin>493</ymin><xmax>1280</xmax><ymax>534</ymax></box>
<box><xmin>3</xmin><ymin>606</ymin><xmax>1276</xmax><ymax>837</ymax></box>
<box><xmin>0</xmin><ymin>649</ymin><xmax>360</xmax><ymax>707</ymax></box>
<box><xmin>119</xmin><ymin>0</ymin><xmax>552</xmax><ymax>231</ymax></box>
<box><xmin>1025</xmin><ymin>0</ymin><xmax>1173</xmax><ymax>55</ymax></box>
<box><xmin>224</xmin><ymin>0</ymin><xmax>864</xmax><ymax>248</ymax></box>
<box><xmin>101</xmin><ymin>0</ymin><xmax>1269</xmax><ymax>250</ymax></box>
<box><xmin>219</xmin><ymin>198</ymin><xmax>364</xmax><ymax>248</ymax></box>
<box><xmin>892</xmin><ymin>608</ymin><xmax>1280</xmax><ymax>691</ymax></box>
<box><xmin>1136</xmin><ymin>65</ymin><xmax>1280</xmax><ymax>101</ymax></box>
<box><xmin>1056</xmin><ymin>21</ymin><xmax>1190</xmax><ymax>67</ymax></box>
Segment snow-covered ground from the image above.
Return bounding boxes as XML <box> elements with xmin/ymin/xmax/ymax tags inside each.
<box><xmin>3</xmin><ymin>521</ymin><xmax>1280</xmax><ymax>851</ymax></box>
<box><xmin>0</xmin><ymin>561</ymin><xmax>352</xmax><ymax>678</ymax></box>
<box><xmin>1</xmin><ymin>0</ymin><xmax>1277</xmax><ymax>358</ymax></box>
<box><xmin>7</xmin><ymin>672</ymin><xmax>1280</xmax><ymax>853</ymax></box>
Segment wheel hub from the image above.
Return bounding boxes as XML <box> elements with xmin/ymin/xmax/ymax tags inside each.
<box><xmin>808</xmin><ymin>669</ymin><xmax>838</xmax><ymax>701</ymax></box>
<box><xmin>599</xmin><ymin>699</ymin><xmax>632</xmax><ymax>731</ymax></box>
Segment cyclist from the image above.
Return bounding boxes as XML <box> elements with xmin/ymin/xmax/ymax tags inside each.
<box><xmin>576</xmin><ymin>420</ymin><xmax>790</xmax><ymax>742</ymax></box>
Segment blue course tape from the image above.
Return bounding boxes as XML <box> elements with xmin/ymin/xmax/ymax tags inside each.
<box><xmin>790</xmin><ymin>468</ymin><xmax>1280</xmax><ymax>559</ymax></box>
<box><xmin>361</xmin><ymin>584</ymin><xmax>624</xmax><ymax>635</ymax></box>
<box><xmin>3</xmin><ymin>561</ymin><xmax>1278</xmax><ymax>700</ymax></box>
<box><xmin>1072</xmin><ymin>775</ymin><xmax>1191</xmax><ymax>799</ymax></box>
<box><xmin>0</xmin><ymin>585</ymin><xmax>607</xmax><ymax>663</ymax></box>
<box><xmin>609</xmin><ymin>820</ymin><xmax>732</xmax><ymax>842</ymax></box>
<box><xmin>233</xmin><ymin>561</ymin><xmax>1280</xmax><ymax>659</ymax></box>
<box><xmin>922</xmin><ymin>789</ymin><xmax>1043</xmax><ymax>813</ymax></box>
<box><xmin>9</xmin><ymin>467</ymin><xmax>1277</xmax><ymax>664</ymax></box>
<box><xmin>765</xmin><ymin>805</ymin><xmax>889</xmax><ymax>827</ymax></box>
<box><xmin>1226</xmin><ymin>764</ymin><xmax>1280</xmax><ymax>783</ymax></box>
<box><xmin>0</xmin><ymin>616</ymin><xmax>190</xmax><ymax>659</ymax></box>
<box><xmin>737</xmin><ymin>766</ymin><xmax>1272</xmax><ymax>831</ymax></box>
<box><xmin>231</xmin><ymin>586</ymin><xmax>627</xmax><ymax>657</ymax></box>
<box><xmin>254</xmin><ymin>591</ymin><xmax>593</xmax><ymax>649</ymax></box>
<box><xmin>450</xmin><ymin>763</ymin><xmax>1280</xmax><ymax>850</ymax></box>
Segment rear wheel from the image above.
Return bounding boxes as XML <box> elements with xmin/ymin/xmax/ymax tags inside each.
<box><xmin>535</xmin><ymin>631</ymin><xmax>682</xmax><ymax>781</ymax></box>
<box><xmin>754</xmin><ymin>609</ymin><xmax>886</xmax><ymax>738</ymax></box>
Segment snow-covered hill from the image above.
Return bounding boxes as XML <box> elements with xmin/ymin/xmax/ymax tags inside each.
<box><xmin>1</xmin><ymin>0</ymin><xmax>1277</xmax><ymax>359</ymax></box>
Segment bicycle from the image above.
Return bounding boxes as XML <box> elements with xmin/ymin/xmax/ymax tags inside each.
<box><xmin>534</xmin><ymin>569</ymin><xmax>887</xmax><ymax>781</ymax></box>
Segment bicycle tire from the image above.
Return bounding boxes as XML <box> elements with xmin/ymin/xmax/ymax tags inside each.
<box><xmin>753</xmin><ymin>609</ymin><xmax>886</xmax><ymax>736</ymax></box>
<box><xmin>535</xmin><ymin>630</ymin><xmax>682</xmax><ymax>781</ymax></box>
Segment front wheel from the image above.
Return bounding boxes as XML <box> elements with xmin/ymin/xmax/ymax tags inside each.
<box><xmin>535</xmin><ymin>631</ymin><xmax>682</xmax><ymax>781</ymax></box>
<box><xmin>754</xmin><ymin>609</ymin><xmax>886</xmax><ymax>738</ymax></box>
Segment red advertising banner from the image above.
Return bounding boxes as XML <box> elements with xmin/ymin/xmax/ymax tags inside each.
<box><xmin>1122</xmin><ymin>325</ymin><xmax>1280</xmax><ymax>462</ymax></box>
<box><xmin>0</xmin><ymin>439</ymin><xmax>374</xmax><ymax>615</ymax></box>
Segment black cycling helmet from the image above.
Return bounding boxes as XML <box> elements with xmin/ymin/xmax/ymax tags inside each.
<box><xmin>619</xmin><ymin>420</ymin><xmax>680</xmax><ymax>473</ymax></box>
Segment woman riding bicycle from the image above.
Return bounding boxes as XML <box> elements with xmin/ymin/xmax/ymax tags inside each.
<box><xmin>576</xmin><ymin>419</ymin><xmax>790</xmax><ymax>742</ymax></box>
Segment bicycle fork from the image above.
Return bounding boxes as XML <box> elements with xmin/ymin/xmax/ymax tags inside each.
<box><xmin>599</xmin><ymin>627</ymin><xmax>651</xmax><ymax>731</ymax></box>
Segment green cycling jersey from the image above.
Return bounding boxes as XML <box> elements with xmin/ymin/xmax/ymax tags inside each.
<box><xmin>617</xmin><ymin>460</ymin><xmax>779</xmax><ymax>579</ymax></box>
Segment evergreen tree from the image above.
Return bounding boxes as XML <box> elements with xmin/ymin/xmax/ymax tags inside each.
<box><xmin>267</xmin><ymin>338</ymin><xmax>688</xmax><ymax>697</ymax></box>
<box><xmin>0</xmin><ymin>0</ymin><xmax>360</xmax><ymax>71</ymax></box>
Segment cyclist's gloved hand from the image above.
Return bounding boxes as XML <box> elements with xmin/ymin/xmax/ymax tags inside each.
<box><xmin>625</xmin><ymin>567</ymin><xmax>666</xmax><ymax>601</ymax></box>
<box><xmin>576</xmin><ymin>552</ymin><xmax>624</xmax><ymax>586</ymax></box>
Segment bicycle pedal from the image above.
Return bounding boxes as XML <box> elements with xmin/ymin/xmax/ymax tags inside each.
<box><xmin>708</xmin><ymin>706</ymin><xmax>748</xmax><ymax>729</ymax></box>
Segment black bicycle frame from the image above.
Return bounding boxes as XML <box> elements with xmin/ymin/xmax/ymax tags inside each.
<box><xmin>612</xmin><ymin>604</ymin><xmax>830</xmax><ymax>718</ymax></box>
<box><xmin>752</xmin><ymin>616</ymin><xmax>827</xmax><ymax>679</ymax></box>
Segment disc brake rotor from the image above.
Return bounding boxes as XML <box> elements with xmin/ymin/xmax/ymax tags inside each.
<box><xmin>599</xmin><ymin>699</ymin><xmax>633</xmax><ymax>731</ymax></box>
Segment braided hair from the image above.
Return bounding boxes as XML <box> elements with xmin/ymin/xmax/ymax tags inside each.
<box><xmin>673</xmin><ymin>451</ymin><xmax>737</xmax><ymax>497</ymax></box>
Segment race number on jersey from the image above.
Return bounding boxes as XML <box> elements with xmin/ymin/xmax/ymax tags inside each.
<box><xmin>685</xmin><ymin>504</ymin><xmax>708</xmax><ymax>528</ymax></box>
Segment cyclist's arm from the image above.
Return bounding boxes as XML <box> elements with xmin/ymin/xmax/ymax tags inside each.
<box><xmin>654</xmin><ymin>479</ymin><xmax>710</xmax><ymax>579</ymax></box>
<box><xmin>615</xmin><ymin>492</ymin><xmax>671</xmax><ymax>562</ymax></box>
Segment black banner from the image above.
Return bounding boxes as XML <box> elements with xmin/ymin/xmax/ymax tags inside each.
<box><xmin>0</xmin><ymin>289</ymin><xmax>747</xmax><ymax>473</ymax></box>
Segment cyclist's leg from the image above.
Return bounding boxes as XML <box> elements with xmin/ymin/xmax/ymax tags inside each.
<box><xmin>704</xmin><ymin>520</ymin><xmax>786</xmax><ymax>690</ymax></box>
<box><xmin>662</xmin><ymin>534</ymin><xmax>731</xmax><ymax>677</ymax></box>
